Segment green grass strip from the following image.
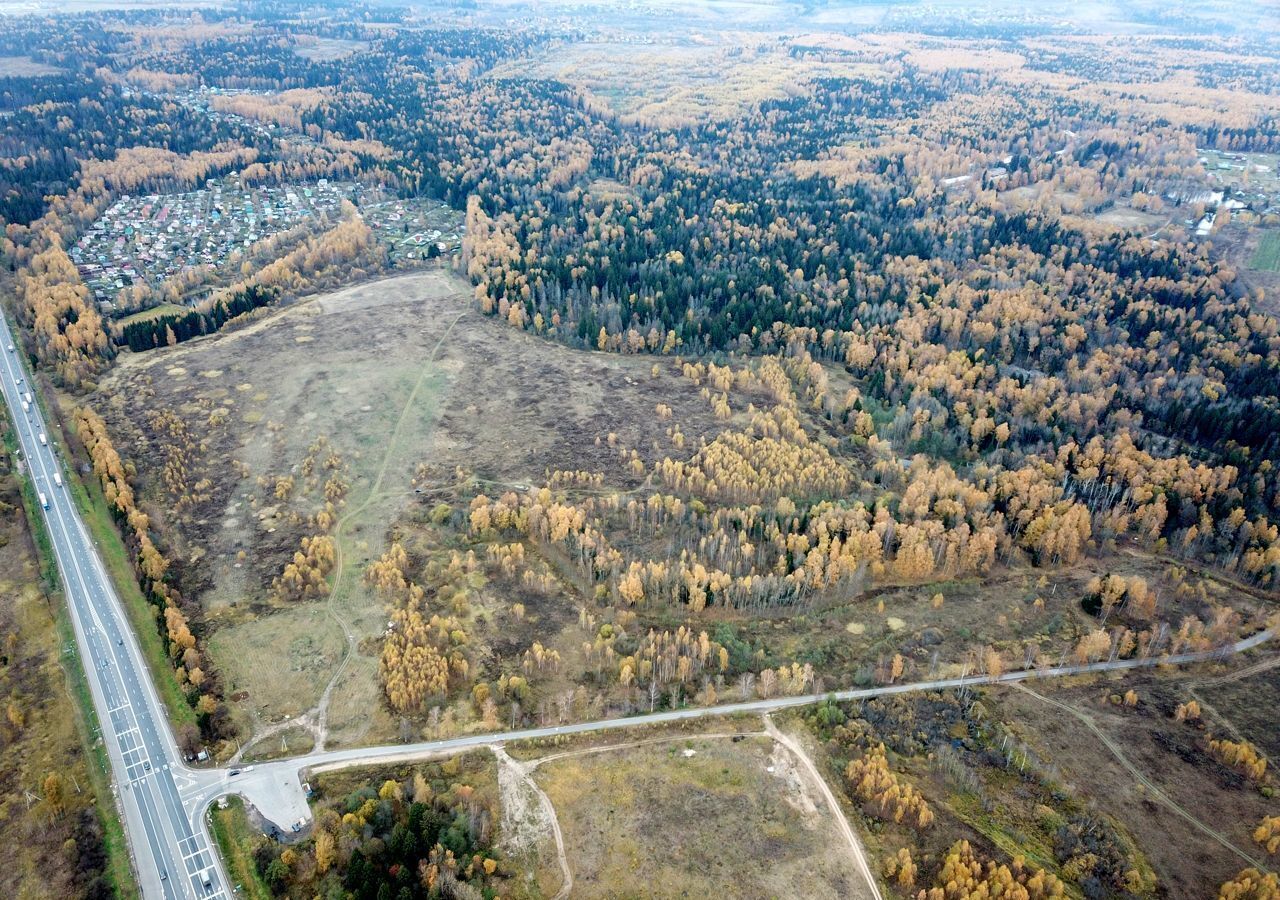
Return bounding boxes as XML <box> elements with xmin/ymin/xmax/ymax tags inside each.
<box><xmin>209</xmin><ymin>796</ymin><xmax>274</xmax><ymax>900</ymax></box>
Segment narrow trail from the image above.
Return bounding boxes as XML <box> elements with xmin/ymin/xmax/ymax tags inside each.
<box><xmin>764</xmin><ymin>715</ymin><xmax>884</xmax><ymax>900</ymax></box>
<box><xmin>493</xmin><ymin>745</ymin><xmax>572</xmax><ymax>900</ymax></box>
<box><xmin>313</xmin><ymin>309</ymin><xmax>465</xmax><ymax>752</ymax></box>
<box><xmin>231</xmin><ymin>310</ymin><xmax>465</xmax><ymax>764</ymax></box>
<box><xmin>1183</xmin><ymin>653</ymin><xmax>1280</xmax><ymax>755</ymax></box>
<box><xmin>1011</xmin><ymin>683</ymin><xmax>1270</xmax><ymax>873</ymax></box>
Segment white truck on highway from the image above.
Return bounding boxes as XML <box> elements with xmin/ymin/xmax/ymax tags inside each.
<box><xmin>20</xmin><ymin>400</ymin><xmax>28</xmax><ymax>414</ymax></box>
<box><xmin>38</xmin><ymin>432</ymin><xmax>47</xmax><ymax>446</ymax></box>
<box><xmin>23</xmin><ymin>391</ymin><xmax>32</xmax><ymax>404</ymax></box>
<box><xmin>54</xmin><ymin>472</ymin><xmax>62</xmax><ymax>487</ymax></box>
<box><xmin>39</xmin><ymin>492</ymin><xmax>48</xmax><ymax>509</ymax></box>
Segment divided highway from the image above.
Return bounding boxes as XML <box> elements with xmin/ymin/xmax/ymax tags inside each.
<box><xmin>0</xmin><ymin>309</ymin><xmax>229</xmax><ymax>900</ymax></box>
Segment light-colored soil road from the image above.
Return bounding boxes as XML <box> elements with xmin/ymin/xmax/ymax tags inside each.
<box><xmin>764</xmin><ymin>715</ymin><xmax>884</xmax><ymax>900</ymax></box>
<box><xmin>186</xmin><ymin>628</ymin><xmax>1274</xmax><ymax>852</ymax></box>
<box><xmin>493</xmin><ymin>745</ymin><xmax>573</xmax><ymax>900</ymax></box>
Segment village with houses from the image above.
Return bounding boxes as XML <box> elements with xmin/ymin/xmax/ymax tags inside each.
<box><xmin>71</xmin><ymin>177</ymin><xmax>464</xmax><ymax>320</ymax></box>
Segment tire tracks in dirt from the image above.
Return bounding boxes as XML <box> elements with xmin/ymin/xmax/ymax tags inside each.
<box><xmin>764</xmin><ymin>715</ymin><xmax>884</xmax><ymax>900</ymax></box>
<box><xmin>1012</xmin><ymin>682</ymin><xmax>1270</xmax><ymax>873</ymax></box>
<box><xmin>232</xmin><ymin>310</ymin><xmax>465</xmax><ymax>762</ymax></box>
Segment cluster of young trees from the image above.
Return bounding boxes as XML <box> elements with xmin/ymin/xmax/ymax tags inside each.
<box><xmin>273</xmin><ymin>534</ymin><xmax>336</xmax><ymax>602</ymax></box>
<box><xmin>1218</xmin><ymin>868</ymin><xmax>1280</xmax><ymax>900</ymax></box>
<box><xmin>1207</xmin><ymin>738</ymin><xmax>1269</xmax><ymax>783</ymax></box>
<box><xmin>367</xmin><ymin>544</ymin><xmax>472</xmax><ymax>713</ymax></box>
<box><xmin>253</xmin><ymin>755</ymin><xmax>506</xmax><ymax>900</ymax></box>
<box><xmin>922</xmin><ymin>840</ymin><xmax>1066</xmax><ymax>900</ymax></box>
<box><xmin>73</xmin><ymin>406</ymin><xmax>228</xmax><ymax>738</ymax></box>
<box><xmin>1254</xmin><ymin>815</ymin><xmax>1280</xmax><ymax>855</ymax></box>
<box><xmin>845</xmin><ymin>743</ymin><xmax>935</xmax><ymax>830</ymax></box>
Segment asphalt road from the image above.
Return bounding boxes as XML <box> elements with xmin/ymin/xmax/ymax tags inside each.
<box><xmin>177</xmin><ymin>623</ymin><xmax>1274</xmax><ymax>847</ymax></box>
<box><xmin>0</xmin><ymin>309</ymin><xmax>229</xmax><ymax>900</ymax></box>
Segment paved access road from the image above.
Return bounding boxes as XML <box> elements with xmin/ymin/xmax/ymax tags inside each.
<box><xmin>178</xmin><ymin>625</ymin><xmax>1274</xmax><ymax>842</ymax></box>
<box><xmin>0</xmin><ymin>309</ymin><xmax>229</xmax><ymax>900</ymax></box>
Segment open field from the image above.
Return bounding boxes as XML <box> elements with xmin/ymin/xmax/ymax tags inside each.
<box><xmin>207</xmin><ymin>605</ymin><xmax>345</xmax><ymax>723</ymax></box>
<box><xmin>989</xmin><ymin>672</ymin><xmax>1276</xmax><ymax>898</ymax></box>
<box><xmin>0</xmin><ymin>54</ymin><xmax>61</xmax><ymax>75</ymax></box>
<box><xmin>94</xmin><ymin>266</ymin><xmax>729</xmax><ymax>748</ymax></box>
<box><xmin>1252</xmin><ymin>231</ymin><xmax>1280</xmax><ymax>271</ymax></box>
<box><xmin>89</xmin><ymin>261</ymin><xmax>1276</xmax><ymax>759</ymax></box>
<box><xmin>116</xmin><ymin>302</ymin><xmax>188</xmax><ymax>327</ymax></box>
<box><xmin>1195</xmin><ymin>663</ymin><xmax>1280</xmax><ymax>759</ymax></box>
<box><xmin>293</xmin><ymin>37</ymin><xmax>368</xmax><ymax>61</ymax></box>
<box><xmin>796</xmin><ymin>661</ymin><xmax>1280</xmax><ymax>900</ymax></box>
<box><xmin>491</xmin><ymin>36</ymin><xmax>882</xmax><ymax>124</ymax></box>
<box><xmin>532</xmin><ymin>731</ymin><xmax>872</xmax><ymax>899</ymax></box>
<box><xmin>1091</xmin><ymin>204</ymin><xmax>1167</xmax><ymax>232</ymax></box>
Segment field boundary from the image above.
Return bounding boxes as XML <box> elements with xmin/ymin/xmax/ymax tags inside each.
<box><xmin>45</xmin><ymin>387</ymin><xmax>198</xmax><ymax>730</ymax></box>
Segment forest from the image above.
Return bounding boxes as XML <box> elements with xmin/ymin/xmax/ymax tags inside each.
<box><xmin>247</xmin><ymin>754</ymin><xmax>506</xmax><ymax>900</ymax></box>
<box><xmin>0</xmin><ymin>1</ymin><xmax>1277</xmax><ymax>897</ymax></box>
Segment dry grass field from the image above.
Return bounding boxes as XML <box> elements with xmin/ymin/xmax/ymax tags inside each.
<box><xmin>94</xmin><ymin>266</ymin><xmax>727</xmax><ymax>746</ymax></box>
<box><xmin>989</xmin><ymin>673</ymin><xmax>1277</xmax><ymax>898</ymax></box>
<box><xmin>89</xmin><ymin>262</ymin><xmax>1275</xmax><ymax>757</ymax></box>
<box><xmin>531</xmin><ymin>731</ymin><xmax>873</xmax><ymax>899</ymax></box>
<box><xmin>491</xmin><ymin>36</ymin><xmax>882</xmax><ymax>124</ymax></box>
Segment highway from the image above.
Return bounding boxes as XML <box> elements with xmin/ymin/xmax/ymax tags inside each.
<box><xmin>0</xmin><ymin>309</ymin><xmax>229</xmax><ymax>900</ymax></box>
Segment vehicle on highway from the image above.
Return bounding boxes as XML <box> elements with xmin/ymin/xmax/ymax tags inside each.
<box><xmin>5</xmin><ymin>342</ymin><xmax>12</xmax><ymax>352</ymax></box>
<box><xmin>20</xmin><ymin>400</ymin><xmax>28</xmax><ymax>414</ymax></box>
<box><xmin>53</xmin><ymin>472</ymin><xmax>62</xmax><ymax>487</ymax></box>
<box><xmin>23</xmin><ymin>391</ymin><xmax>32</xmax><ymax>404</ymax></box>
<box><xmin>38</xmin><ymin>431</ymin><xmax>46</xmax><ymax>446</ymax></box>
<box><xmin>39</xmin><ymin>492</ymin><xmax>48</xmax><ymax>509</ymax></box>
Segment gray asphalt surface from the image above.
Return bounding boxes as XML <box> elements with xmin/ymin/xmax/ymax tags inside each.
<box><xmin>0</xmin><ymin>309</ymin><xmax>229</xmax><ymax>900</ymax></box>
<box><xmin>179</xmin><ymin>624</ymin><xmax>1273</xmax><ymax>839</ymax></box>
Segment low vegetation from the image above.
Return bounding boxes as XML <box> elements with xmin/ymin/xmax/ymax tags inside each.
<box><xmin>0</xmin><ymin>432</ymin><xmax>119</xmax><ymax>898</ymax></box>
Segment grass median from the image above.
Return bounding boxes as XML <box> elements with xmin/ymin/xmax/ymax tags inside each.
<box><xmin>209</xmin><ymin>796</ymin><xmax>274</xmax><ymax>900</ymax></box>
